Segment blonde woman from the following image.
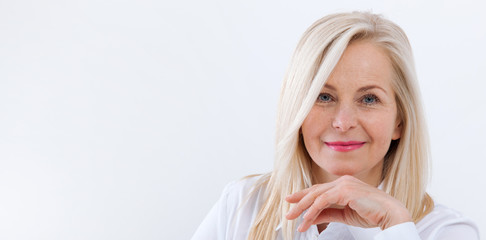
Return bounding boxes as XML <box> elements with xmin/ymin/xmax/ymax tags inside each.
<box><xmin>191</xmin><ymin>12</ymin><xmax>479</xmax><ymax>239</ymax></box>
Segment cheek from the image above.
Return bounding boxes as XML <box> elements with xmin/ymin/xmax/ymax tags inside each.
<box><xmin>302</xmin><ymin>109</ymin><xmax>328</xmax><ymax>137</ymax></box>
<box><xmin>364</xmin><ymin>113</ymin><xmax>397</xmax><ymax>144</ymax></box>
<box><xmin>301</xmin><ymin>119</ymin><xmax>318</xmax><ymax>145</ymax></box>
<box><xmin>301</xmin><ymin>109</ymin><xmax>328</xmax><ymax>148</ymax></box>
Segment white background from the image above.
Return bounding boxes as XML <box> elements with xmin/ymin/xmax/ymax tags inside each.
<box><xmin>0</xmin><ymin>0</ymin><xmax>485</xmax><ymax>239</ymax></box>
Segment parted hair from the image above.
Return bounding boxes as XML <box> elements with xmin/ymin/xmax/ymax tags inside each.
<box><xmin>246</xmin><ymin>11</ymin><xmax>434</xmax><ymax>240</ymax></box>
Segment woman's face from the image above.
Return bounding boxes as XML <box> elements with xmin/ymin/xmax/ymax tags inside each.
<box><xmin>301</xmin><ymin>40</ymin><xmax>401</xmax><ymax>186</ymax></box>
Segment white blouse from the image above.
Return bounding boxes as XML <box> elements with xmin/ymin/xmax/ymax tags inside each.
<box><xmin>191</xmin><ymin>176</ymin><xmax>479</xmax><ymax>240</ymax></box>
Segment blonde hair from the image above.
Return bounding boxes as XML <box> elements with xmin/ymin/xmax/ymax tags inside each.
<box><xmin>247</xmin><ymin>12</ymin><xmax>434</xmax><ymax>240</ymax></box>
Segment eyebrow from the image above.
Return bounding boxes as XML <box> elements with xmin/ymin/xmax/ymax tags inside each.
<box><xmin>323</xmin><ymin>83</ymin><xmax>388</xmax><ymax>94</ymax></box>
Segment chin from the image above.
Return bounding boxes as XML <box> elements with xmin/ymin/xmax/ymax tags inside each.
<box><xmin>321</xmin><ymin>163</ymin><xmax>361</xmax><ymax>178</ymax></box>
<box><xmin>327</xmin><ymin>168</ymin><xmax>359</xmax><ymax>177</ymax></box>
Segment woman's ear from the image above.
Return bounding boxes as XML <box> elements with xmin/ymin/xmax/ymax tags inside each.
<box><xmin>392</xmin><ymin>121</ymin><xmax>402</xmax><ymax>140</ymax></box>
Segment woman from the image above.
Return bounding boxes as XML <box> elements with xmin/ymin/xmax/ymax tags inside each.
<box><xmin>192</xmin><ymin>12</ymin><xmax>479</xmax><ymax>239</ymax></box>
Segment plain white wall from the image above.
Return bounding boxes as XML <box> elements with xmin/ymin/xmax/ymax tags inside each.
<box><xmin>0</xmin><ymin>0</ymin><xmax>484</xmax><ymax>239</ymax></box>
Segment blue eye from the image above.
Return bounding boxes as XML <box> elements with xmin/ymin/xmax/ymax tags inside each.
<box><xmin>317</xmin><ymin>93</ymin><xmax>332</xmax><ymax>102</ymax></box>
<box><xmin>362</xmin><ymin>94</ymin><xmax>379</xmax><ymax>105</ymax></box>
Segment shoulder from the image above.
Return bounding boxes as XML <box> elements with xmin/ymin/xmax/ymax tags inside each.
<box><xmin>192</xmin><ymin>175</ymin><xmax>269</xmax><ymax>240</ymax></box>
<box><xmin>418</xmin><ymin>204</ymin><xmax>477</xmax><ymax>228</ymax></box>
<box><xmin>417</xmin><ymin>204</ymin><xmax>479</xmax><ymax>239</ymax></box>
<box><xmin>220</xmin><ymin>174</ymin><xmax>268</xmax><ymax>209</ymax></box>
<box><xmin>218</xmin><ymin>175</ymin><xmax>269</xmax><ymax>238</ymax></box>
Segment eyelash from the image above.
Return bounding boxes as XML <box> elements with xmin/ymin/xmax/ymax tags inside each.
<box><xmin>360</xmin><ymin>94</ymin><xmax>380</xmax><ymax>105</ymax></box>
<box><xmin>316</xmin><ymin>93</ymin><xmax>381</xmax><ymax>105</ymax></box>
<box><xmin>317</xmin><ymin>93</ymin><xmax>334</xmax><ymax>103</ymax></box>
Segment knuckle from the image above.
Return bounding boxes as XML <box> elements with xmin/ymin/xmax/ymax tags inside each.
<box><xmin>295</xmin><ymin>201</ymin><xmax>306</xmax><ymax>210</ymax></box>
<box><xmin>306</xmin><ymin>189</ymin><xmax>320</xmax><ymax>201</ymax></box>
<box><xmin>303</xmin><ymin>208</ymin><xmax>314</xmax><ymax>220</ymax></box>
<box><xmin>315</xmin><ymin>194</ymin><xmax>327</xmax><ymax>204</ymax></box>
<box><xmin>341</xmin><ymin>184</ymin><xmax>352</xmax><ymax>193</ymax></box>
<box><xmin>340</xmin><ymin>175</ymin><xmax>355</xmax><ymax>182</ymax></box>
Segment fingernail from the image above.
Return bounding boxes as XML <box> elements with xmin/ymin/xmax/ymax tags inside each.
<box><xmin>297</xmin><ymin>224</ymin><xmax>303</xmax><ymax>232</ymax></box>
<box><xmin>286</xmin><ymin>210</ymin><xmax>293</xmax><ymax>218</ymax></box>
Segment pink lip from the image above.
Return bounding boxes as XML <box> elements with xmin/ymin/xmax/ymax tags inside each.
<box><xmin>325</xmin><ymin>141</ymin><xmax>365</xmax><ymax>152</ymax></box>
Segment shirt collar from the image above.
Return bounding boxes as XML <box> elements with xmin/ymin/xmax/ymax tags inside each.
<box><xmin>275</xmin><ymin>222</ymin><xmax>381</xmax><ymax>239</ymax></box>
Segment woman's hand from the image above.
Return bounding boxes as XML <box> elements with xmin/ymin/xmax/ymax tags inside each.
<box><xmin>285</xmin><ymin>175</ymin><xmax>412</xmax><ymax>232</ymax></box>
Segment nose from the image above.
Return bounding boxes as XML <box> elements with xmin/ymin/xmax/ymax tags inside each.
<box><xmin>331</xmin><ymin>104</ymin><xmax>358</xmax><ymax>132</ymax></box>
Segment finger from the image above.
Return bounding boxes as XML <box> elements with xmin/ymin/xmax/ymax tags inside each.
<box><xmin>286</xmin><ymin>189</ymin><xmax>322</xmax><ymax>220</ymax></box>
<box><xmin>298</xmin><ymin>192</ymin><xmax>336</xmax><ymax>232</ymax></box>
<box><xmin>319</xmin><ymin>186</ymin><xmax>348</xmax><ymax>207</ymax></box>
<box><xmin>299</xmin><ymin>186</ymin><xmax>348</xmax><ymax>223</ymax></box>
<box><xmin>313</xmin><ymin>208</ymin><xmax>346</xmax><ymax>225</ymax></box>
<box><xmin>285</xmin><ymin>188</ymin><xmax>312</xmax><ymax>203</ymax></box>
<box><xmin>302</xmin><ymin>194</ymin><xmax>331</xmax><ymax>222</ymax></box>
<box><xmin>298</xmin><ymin>207</ymin><xmax>324</xmax><ymax>232</ymax></box>
<box><xmin>286</xmin><ymin>184</ymin><xmax>335</xmax><ymax>220</ymax></box>
<box><xmin>298</xmin><ymin>215</ymin><xmax>316</xmax><ymax>232</ymax></box>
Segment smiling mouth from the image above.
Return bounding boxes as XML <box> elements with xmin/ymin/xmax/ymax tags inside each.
<box><xmin>325</xmin><ymin>141</ymin><xmax>365</xmax><ymax>152</ymax></box>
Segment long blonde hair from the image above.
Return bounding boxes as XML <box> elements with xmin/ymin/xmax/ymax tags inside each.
<box><xmin>247</xmin><ymin>12</ymin><xmax>434</xmax><ymax>240</ymax></box>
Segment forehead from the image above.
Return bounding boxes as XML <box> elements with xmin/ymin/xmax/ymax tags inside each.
<box><xmin>325</xmin><ymin>40</ymin><xmax>394</xmax><ymax>91</ymax></box>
